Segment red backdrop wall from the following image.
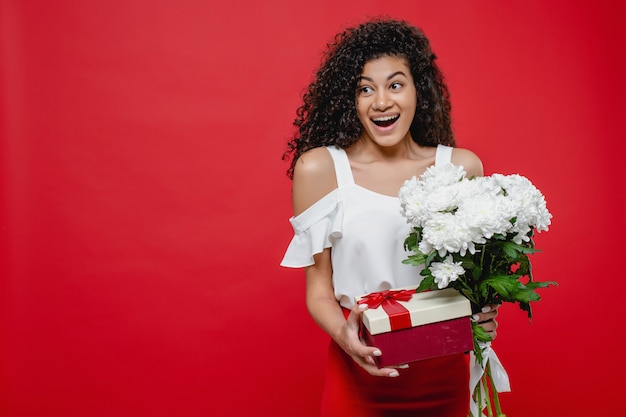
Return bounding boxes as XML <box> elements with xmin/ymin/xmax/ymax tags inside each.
<box><xmin>2</xmin><ymin>1</ymin><xmax>625</xmax><ymax>416</ymax></box>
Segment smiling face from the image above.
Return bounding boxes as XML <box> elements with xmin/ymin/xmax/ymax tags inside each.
<box><xmin>356</xmin><ymin>55</ymin><xmax>417</xmax><ymax>148</ymax></box>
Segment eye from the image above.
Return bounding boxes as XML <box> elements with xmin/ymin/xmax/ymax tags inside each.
<box><xmin>390</xmin><ymin>82</ymin><xmax>403</xmax><ymax>90</ymax></box>
<box><xmin>358</xmin><ymin>86</ymin><xmax>374</xmax><ymax>95</ymax></box>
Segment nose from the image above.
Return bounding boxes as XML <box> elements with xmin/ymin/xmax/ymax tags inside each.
<box><xmin>372</xmin><ymin>91</ymin><xmax>391</xmax><ymax>111</ymax></box>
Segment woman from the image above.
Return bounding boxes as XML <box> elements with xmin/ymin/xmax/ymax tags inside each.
<box><xmin>281</xmin><ymin>18</ymin><xmax>499</xmax><ymax>416</ymax></box>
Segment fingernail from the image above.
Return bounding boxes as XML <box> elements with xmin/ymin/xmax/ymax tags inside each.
<box><xmin>398</xmin><ymin>364</ymin><xmax>410</xmax><ymax>369</ymax></box>
<box><xmin>373</xmin><ymin>350</ymin><xmax>382</xmax><ymax>357</ymax></box>
<box><xmin>481</xmin><ymin>306</ymin><xmax>491</xmax><ymax>313</ymax></box>
<box><xmin>389</xmin><ymin>371</ymin><xmax>399</xmax><ymax>377</ymax></box>
<box><xmin>471</xmin><ymin>314</ymin><xmax>480</xmax><ymax>322</ymax></box>
<box><xmin>358</xmin><ymin>304</ymin><xmax>368</xmax><ymax>310</ymax></box>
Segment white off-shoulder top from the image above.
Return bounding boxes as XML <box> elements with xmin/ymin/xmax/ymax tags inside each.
<box><xmin>281</xmin><ymin>145</ymin><xmax>453</xmax><ymax>308</ymax></box>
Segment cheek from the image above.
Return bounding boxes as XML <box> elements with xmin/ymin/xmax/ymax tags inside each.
<box><xmin>404</xmin><ymin>91</ymin><xmax>418</xmax><ymax>106</ymax></box>
<box><xmin>356</xmin><ymin>101</ymin><xmax>369</xmax><ymax>121</ymax></box>
<box><xmin>403</xmin><ymin>96</ymin><xmax>417</xmax><ymax>115</ymax></box>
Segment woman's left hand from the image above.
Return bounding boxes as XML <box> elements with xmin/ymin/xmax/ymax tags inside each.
<box><xmin>472</xmin><ymin>304</ymin><xmax>500</xmax><ymax>340</ymax></box>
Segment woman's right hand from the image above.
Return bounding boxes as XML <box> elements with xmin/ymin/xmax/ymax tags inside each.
<box><xmin>337</xmin><ymin>303</ymin><xmax>403</xmax><ymax>377</ymax></box>
<box><xmin>303</xmin><ymin>249</ymin><xmax>404</xmax><ymax>378</ymax></box>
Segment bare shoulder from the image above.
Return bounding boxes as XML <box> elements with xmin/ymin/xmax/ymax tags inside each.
<box><xmin>292</xmin><ymin>147</ymin><xmax>338</xmax><ymax>216</ymax></box>
<box><xmin>451</xmin><ymin>147</ymin><xmax>484</xmax><ymax>177</ymax></box>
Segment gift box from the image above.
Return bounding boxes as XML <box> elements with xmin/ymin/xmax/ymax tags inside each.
<box><xmin>355</xmin><ymin>287</ymin><xmax>474</xmax><ymax>367</ymax></box>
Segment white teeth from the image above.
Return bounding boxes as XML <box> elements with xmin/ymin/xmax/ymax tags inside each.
<box><xmin>372</xmin><ymin>115</ymin><xmax>399</xmax><ymax>122</ymax></box>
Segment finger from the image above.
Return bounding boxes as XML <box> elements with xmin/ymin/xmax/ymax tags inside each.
<box><xmin>351</xmin><ymin>342</ymin><xmax>382</xmax><ymax>360</ymax></box>
<box><xmin>474</xmin><ymin>306</ymin><xmax>498</xmax><ymax>322</ymax></box>
<box><xmin>376</xmin><ymin>365</ymin><xmax>401</xmax><ymax>377</ymax></box>
<box><xmin>482</xmin><ymin>328</ymin><xmax>497</xmax><ymax>339</ymax></box>
<box><xmin>346</xmin><ymin>303</ymin><xmax>368</xmax><ymax>326</ymax></box>
<box><xmin>472</xmin><ymin>312</ymin><xmax>494</xmax><ymax>322</ymax></box>
<box><xmin>350</xmin><ymin>346</ymin><xmax>406</xmax><ymax>377</ymax></box>
<box><xmin>359</xmin><ymin>361</ymin><xmax>401</xmax><ymax>377</ymax></box>
<box><xmin>487</xmin><ymin>304</ymin><xmax>500</xmax><ymax>317</ymax></box>
<box><xmin>477</xmin><ymin>318</ymin><xmax>498</xmax><ymax>334</ymax></box>
<box><xmin>477</xmin><ymin>318</ymin><xmax>495</xmax><ymax>327</ymax></box>
<box><xmin>354</xmin><ymin>348</ymin><xmax>408</xmax><ymax>373</ymax></box>
<box><xmin>471</xmin><ymin>306</ymin><xmax>491</xmax><ymax>323</ymax></box>
<box><xmin>351</xmin><ymin>345</ymin><xmax>387</xmax><ymax>366</ymax></box>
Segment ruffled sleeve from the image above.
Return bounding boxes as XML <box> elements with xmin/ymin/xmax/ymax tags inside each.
<box><xmin>280</xmin><ymin>190</ymin><xmax>343</xmax><ymax>268</ymax></box>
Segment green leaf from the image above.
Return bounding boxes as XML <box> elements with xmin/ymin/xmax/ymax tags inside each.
<box><xmin>502</xmin><ymin>243</ymin><xmax>520</xmax><ymax>260</ymax></box>
<box><xmin>526</xmin><ymin>281</ymin><xmax>558</xmax><ymax>290</ymax></box>
<box><xmin>403</xmin><ymin>232</ymin><xmax>418</xmax><ymax>251</ymax></box>
<box><xmin>416</xmin><ymin>275</ymin><xmax>436</xmax><ymax>293</ymax></box>
<box><xmin>516</xmin><ymin>256</ymin><xmax>531</xmax><ymax>276</ymax></box>
<box><xmin>425</xmin><ymin>251</ymin><xmax>437</xmax><ymax>266</ymax></box>
<box><xmin>472</xmin><ymin>322</ymin><xmax>493</xmax><ymax>343</ymax></box>
<box><xmin>502</xmin><ymin>241</ymin><xmax>540</xmax><ymax>259</ymax></box>
<box><xmin>513</xmin><ymin>288</ymin><xmax>541</xmax><ymax>303</ymax></box>
<box><xmin>472</xmin><ymin>266</ymin><xmax>482</xmax><ymax>280</ymax></box>
<box><xmin>402</xmin><ymin>253</ymin><xmax>426</xmax><ymax>266</ymax></box>
<box><xmin>519</xmin><ymin>301</ymin><xmax>532</xmax><ymax>320</ymax></box>
<box><xmin>481</xmin><ymin>275</ymin><xmax>523</xmax><ymax>300</ymax></box>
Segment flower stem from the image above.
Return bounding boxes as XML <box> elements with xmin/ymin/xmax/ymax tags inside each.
<box><xmin>483</xmin><ymin>372</ymin><xmax>493</xmax><ymax>417</ymax></box>
<box><xmin>459</xmin><ymin>280</ymin><xmax>479</xmax><ymax>306</ymax></box>
<box><xmin>486</xmin><ymin>361</ymin><xmax>505</xmax><ymax>417</ymax></box>
<box><xmin>476</xmin><ymin>380</ymin><xmax>482</xmax><ymax>417</ymax></box>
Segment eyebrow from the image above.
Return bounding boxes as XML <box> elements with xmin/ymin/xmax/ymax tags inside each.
<box><xmin>359</xmin><ymin>71</ymin><xmax>407</xmax><ymax>82</ymax></box>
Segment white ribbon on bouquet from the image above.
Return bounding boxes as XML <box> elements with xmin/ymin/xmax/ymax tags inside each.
<box><xmin>469</xmin><ymin>341</ymin><xmax>511</xmax><ymax>417</ymax></box>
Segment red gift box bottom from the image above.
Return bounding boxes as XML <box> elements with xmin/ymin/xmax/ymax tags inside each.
<box><xmin>361</xmin><ymin>317</ymin><xmax>474</xmax><ymax>367</ymax></box>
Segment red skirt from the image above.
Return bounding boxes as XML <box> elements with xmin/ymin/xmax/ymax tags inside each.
<box><xmin>320</xmin><ymin>340</ymin><xmax>470</xmax><ymax>417</ymax></box>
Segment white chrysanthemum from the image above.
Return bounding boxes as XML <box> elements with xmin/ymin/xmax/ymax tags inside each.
<box><xmin>492</xmin><ymin>174</ymin><xmax>552</xmax><ymax>239</ymax></box>
<box><xmin>420</xmin><ymin>163</ymin><xmax>466</xmax><ymax>189</ymax></box>
<box><xmin>422</xmin><ymin>185</ymin><xmax>459</xmax><ymax>214</ymax></box>
<box><xmin>468</xmin><ymin>176</ymin><xmax>503</xmax><ymax>198</ymax></box>
<box><xmin>419</xmin><ymin>213</ymin><xmax>477</xmax><ymax>257</ymax></box>
<box><xmin>400</xmin><ymin>164</ymin><xmax>551</xmax><ymax>257</ymax></box>
<box><xmin>430</xmin><ymin>255</ymin><xmax>465</xmax><ymax>289</ymax></box>
<box><xmin>399</xmin><ymin>176</ymin><xmax>428</xmax><ymax>227</ymax></box>
<box><xmin>457</xmin><ymin>192</ymin><xmax>514</xmax><ymax>239</ymax></box>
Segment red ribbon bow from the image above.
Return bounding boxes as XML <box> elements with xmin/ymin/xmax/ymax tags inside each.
<box><xmin>358</xmin><ymin>289</ymin><xmax>416</xmax><ymax>331</ymax></box>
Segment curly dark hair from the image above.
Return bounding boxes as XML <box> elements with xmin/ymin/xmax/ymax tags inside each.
<box><xmin>284</xmin><ymin>18</ymin><xmax>455</xmax><ymax>178</ymax></box>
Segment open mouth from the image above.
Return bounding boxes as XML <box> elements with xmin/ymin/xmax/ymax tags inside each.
<box><xmin>372</xmin><ymin>115</ymin><xmax>399</xmax><ymax>127</ymax></box>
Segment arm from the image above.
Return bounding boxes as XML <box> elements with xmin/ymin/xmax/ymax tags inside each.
<box><xmin>292</xmin><ymin>148</ymin><xmax>400</xmax><ymax>377</ymax></box>
<box><xmin>451</xmin><ymin>147</ymin><xmax>484</xmax><ymax>178</ymax></box>
<box><xmin>305</xmin><ymin>250</ymin><xmax>398</xmax><ymax>376</ymax></box>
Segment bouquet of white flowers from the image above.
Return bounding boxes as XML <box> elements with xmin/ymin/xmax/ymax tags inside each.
<box><xmin>399</xmin><ymin>163</ymin><xmax>556</xmax><ymax>417</ymax></box>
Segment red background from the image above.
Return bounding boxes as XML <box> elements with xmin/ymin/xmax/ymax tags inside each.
<box><xmin>1</xmin><ymin>1</ymin><xmax>624</xmax><ymax>416</ymax></box>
